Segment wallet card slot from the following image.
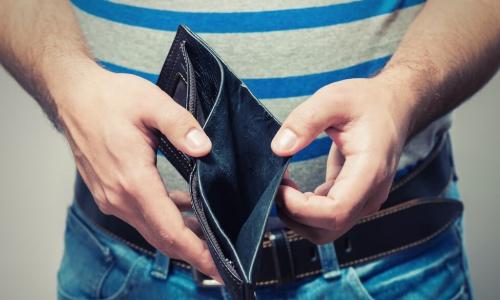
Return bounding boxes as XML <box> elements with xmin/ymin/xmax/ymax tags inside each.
<box><xmin>179</xmin><ymin>41</ymin><xmax>207</xmax><ymax>125</ymax></box>
<box><xmin>172</xmin><ymin>73</ymin><xmax>188</xmax><ymax>108</ymax></box>
<box><xmin>182</xmin><ymin>42</ymin><xmax>220</xmax><ymax>120</ymax></box>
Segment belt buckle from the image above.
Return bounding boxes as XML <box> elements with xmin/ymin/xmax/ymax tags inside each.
<box><xmin>192</xmin><ymin>268</ymin><xmax>223</xmax><ymax>287</ymax></box>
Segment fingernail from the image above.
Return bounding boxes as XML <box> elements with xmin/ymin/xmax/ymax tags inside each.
<box><xmin>276</xmin><ymin>128</ymin><xmax>298</xmax><ymax>151</ymax></box>
<box><xmin>214</xmin><ymin>275</ymin><xmax>223</xmax><ymax>284</ymax></box>
<box><xmin>186</xmin><ymin>128</ymin><xmax>210</xmax><ymax>149</ymax></box>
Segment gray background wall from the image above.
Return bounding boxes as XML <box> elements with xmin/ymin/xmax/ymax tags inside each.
<box><xmin>0</xmin><ymin>66</ymin><xmax>498</xmax><ymax>300</ymax></box>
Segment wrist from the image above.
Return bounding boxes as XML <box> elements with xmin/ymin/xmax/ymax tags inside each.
<box><xmin>373</xmin><ymin>62</ymin><xmax>437</xmax><ymax>142</ymax></box>
<box><xmin>43</xmin><ymin>55</ymin><xmax>101</xmax><ymax>100</ymax></box>
<box><xmin>42</xmin><ymin>55</ymin><xmax>104</xmax><ymax>123</ymax></box>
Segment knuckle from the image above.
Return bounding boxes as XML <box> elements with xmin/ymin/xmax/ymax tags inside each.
<box><xmin>103</xmin><ymin>182</ymin><xmax>128</xmax><ymax>207</ymax></box>
<box><xmin>333</xmin><ymin>210</ymin><xmax>354</xmax><ymax>233</ymax></box>
<box><xmin>156</xmin><ymin>228</ymin><xmax>177</xmax><ymax>249</ymax></box>
<box><xmin>324</xmin><ymin>204</ymin><xmax>338</xmax><ymax>229</ymax></box>
<box><xmin>162</xmin><ymin>105</ymin><xmax>193</xmax><ymax>130</ymax></box>
<box><xmin>95</xmin><ymin>198</ymin><xmax>113</xmax><ymax>215</ymax></box>
<box><xmin>155</xmin><ymin>224</ymin><xmax>189</xmax><ymax>253</ymax></box>
<box><xmin>105</xmin><ymin>193</ymin><xmax>124</xmax><ymax>210</ymax></box>
<box><xmin>95</xmin><ymin>189</ymin><xmax>121</xmax><ymax>215</ymax></box>
<box><xmin>308</xmin><ymin>231</ymin><xmax>331</xmax><ymax>245</ymax></box>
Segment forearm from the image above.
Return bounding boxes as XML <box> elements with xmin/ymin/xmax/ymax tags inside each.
<box><xmin>0</xmin><ymin>0</ymin><xmax>95</xmax><ymax>130</ymax></box>
<box><xmin>378</xmin><ymin>0</ymin><xmax>500</xmax><ymax>139</ymax></box>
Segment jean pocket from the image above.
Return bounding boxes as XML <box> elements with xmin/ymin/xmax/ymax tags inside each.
<box><xmin>57</xmin><ymin>207</ymin><xmax>146</xmax><ymax>300</ymax></box>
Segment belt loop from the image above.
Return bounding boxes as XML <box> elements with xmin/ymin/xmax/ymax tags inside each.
<box><xmin>150</xmin><ymin>251</ymin><xmax>170</xmax><ymax>280</ymax></box>
<box><xmin>318</xmin><ymin>243</ymin><xmax>341</xmax><ymax>280</ymax></box>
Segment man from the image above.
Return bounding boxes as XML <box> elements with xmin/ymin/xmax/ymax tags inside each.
<box><xmin>1</xmin><ymin>0</ymin><xmax>499</xmax><ymax>299</ymax></box>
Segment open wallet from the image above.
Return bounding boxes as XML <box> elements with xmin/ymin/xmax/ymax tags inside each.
<box><xmin>155</xmin><ymin>25</ymin><xmax>290</xmax><ymax>299</ymax></box>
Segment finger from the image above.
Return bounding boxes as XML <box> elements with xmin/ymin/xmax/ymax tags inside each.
<box><xmin>128</xmin><ymin>167</ymin><xmax>220</xmax><ymax>280</ymax></box>
<box><xmin>277</xmin><ymin>185</ymin><xmax>352</xmax><ymax>231</ymax></box>
<box><xmin>284</xmin><ymin>169</ymin><xmax>291</xmax><ymax>179</ymax></box>
<box><xmin>73</xmin><ymin>156</ymin><xmax>138</xmax><ymax>219</ymax></box>
<box><xmin>182</xmin><ymin>214</ymin><xmax>202</xmax><ymax>237</ymax></box>
<box><xmin>321</xmin><ymin>153</ymin><xmax>382</xmax><ymax>229</ymax></box>
<box><xmin>326</xmin><ymin>153</ymin><xmax>380</xmax><ymax>211</ymax></box>
<box><xmin>324</xmin><ymin>139</ymin><xmax>345</xmax><ymax>182</ymax></box>
<box><xmin>314</xmin><ymin>142</ymin><xmax>344</xmax><ymax>195</ymax></box>
<box><xmin>277</xmin><ymin>208</ymin><xmax>334</xmax><ymax>245</ymax></box>
<box><xmin>168</xmin><ymin>190</ymin><xmax>192</xmax><ymax>211</ymax></box>
<box><xmin>313</xmin><ymin>180</ymin><xmax>334</xmax><ymax>196</ymax></box>
<box><xmin>271</xmin><ymin>89</ymin><xmax>348</xmax><ymax>156</ymax></box>
<box><xmin>143</xmin><ymin>87</ymin><xmax>211</xmax><ymax>157</ymax></box>
<box><xmin>281</xmin><ymin>177</ymin><xmax>300</xmax><ymax>190</ymax></box>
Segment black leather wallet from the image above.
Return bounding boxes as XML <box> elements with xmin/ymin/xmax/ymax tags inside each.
<box><xmin>155</xmin><ymin>25</ymin><xmax>290</xmax><ymax>299</ymax></box>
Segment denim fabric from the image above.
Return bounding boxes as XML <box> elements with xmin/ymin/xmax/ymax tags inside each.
<box><xmin>57</xmin><ymin>180</ymin><xmax>472</xmax><ymax>300</ymax></box>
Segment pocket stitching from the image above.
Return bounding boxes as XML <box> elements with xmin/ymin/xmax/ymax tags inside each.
<box><xmin>97</xmin><ymin>256</ymin><xmax>146</xmax><ymax>300</ymax></box>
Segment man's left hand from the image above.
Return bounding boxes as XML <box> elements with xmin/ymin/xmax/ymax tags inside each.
<box><xmin>271</xmin><ymin>77</ymin><xmax>416</xmax><ymax>244</ymax></box>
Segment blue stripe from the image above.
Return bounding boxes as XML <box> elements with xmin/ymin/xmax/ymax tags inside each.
<box><xmin>100</xmin><ymin>61</ymin><xmax>158</xmax><ymax>82</ymax></box>
<box><xmin>245</xmin><ymin>56</ymin><xmax>390</xmax><ymax>98</ymax></box>
<box><xmin>71</xmin><ymin>0</ymin><xmax>425</xmax><ymax>33</ymax></box>
<box><xmin>100</xmin><ymin>55</ymin><xmax>390</xmax><ymax>99</ymax></box>
<box><xmin>291</xmin><ymin>137</ymin><xmax>331</xmax><ymax>163</ymax></box>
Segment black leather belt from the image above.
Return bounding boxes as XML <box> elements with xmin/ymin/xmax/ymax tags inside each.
<box><xmin>75</xmin><ymin>134</ymin><xmax>463</xmax><ymax>287</ymax></box>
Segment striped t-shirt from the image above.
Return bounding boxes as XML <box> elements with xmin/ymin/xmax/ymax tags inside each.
<box><xmin>70</xmin><ymin>0</ymin><xmax>451</xmax><ymax>193</ymax></box>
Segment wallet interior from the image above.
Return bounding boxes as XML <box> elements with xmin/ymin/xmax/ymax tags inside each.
<box><xmin>177</xmin><ymin>40</ymin><xmax>289</xmax><ymax>281</ymax></box>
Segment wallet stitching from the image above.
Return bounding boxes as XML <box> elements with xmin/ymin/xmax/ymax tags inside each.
<box><xmin>158</xmin><ymin>140</ymin><xmax>192</xmax><ymax>176</ymax></box>
<box><xmin>164</xmin><ymin>33</ymin><xmax>183</xmax><ymax>91</ymax></box>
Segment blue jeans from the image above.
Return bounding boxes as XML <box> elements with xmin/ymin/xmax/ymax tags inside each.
<box><xmin>57</xmin><ymin>181</ymin><xmax>472</xmax><ymax>300</ymax></box>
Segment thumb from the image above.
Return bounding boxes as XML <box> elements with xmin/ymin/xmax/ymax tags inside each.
<box><xmin>144</xmin><ymin>87</ymin><xmax>211</xmax><ymax>157</ymax></box>
<box><xmin>271</xmin><ymin>88</ymin><xmax>343</xmax><ymax>157</ymax></box>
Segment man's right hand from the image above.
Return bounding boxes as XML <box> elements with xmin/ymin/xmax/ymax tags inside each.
<box><xmin>50</xmin><ymin>62</ymin><xmax>220</xmax><ymax>281</ymax></box>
